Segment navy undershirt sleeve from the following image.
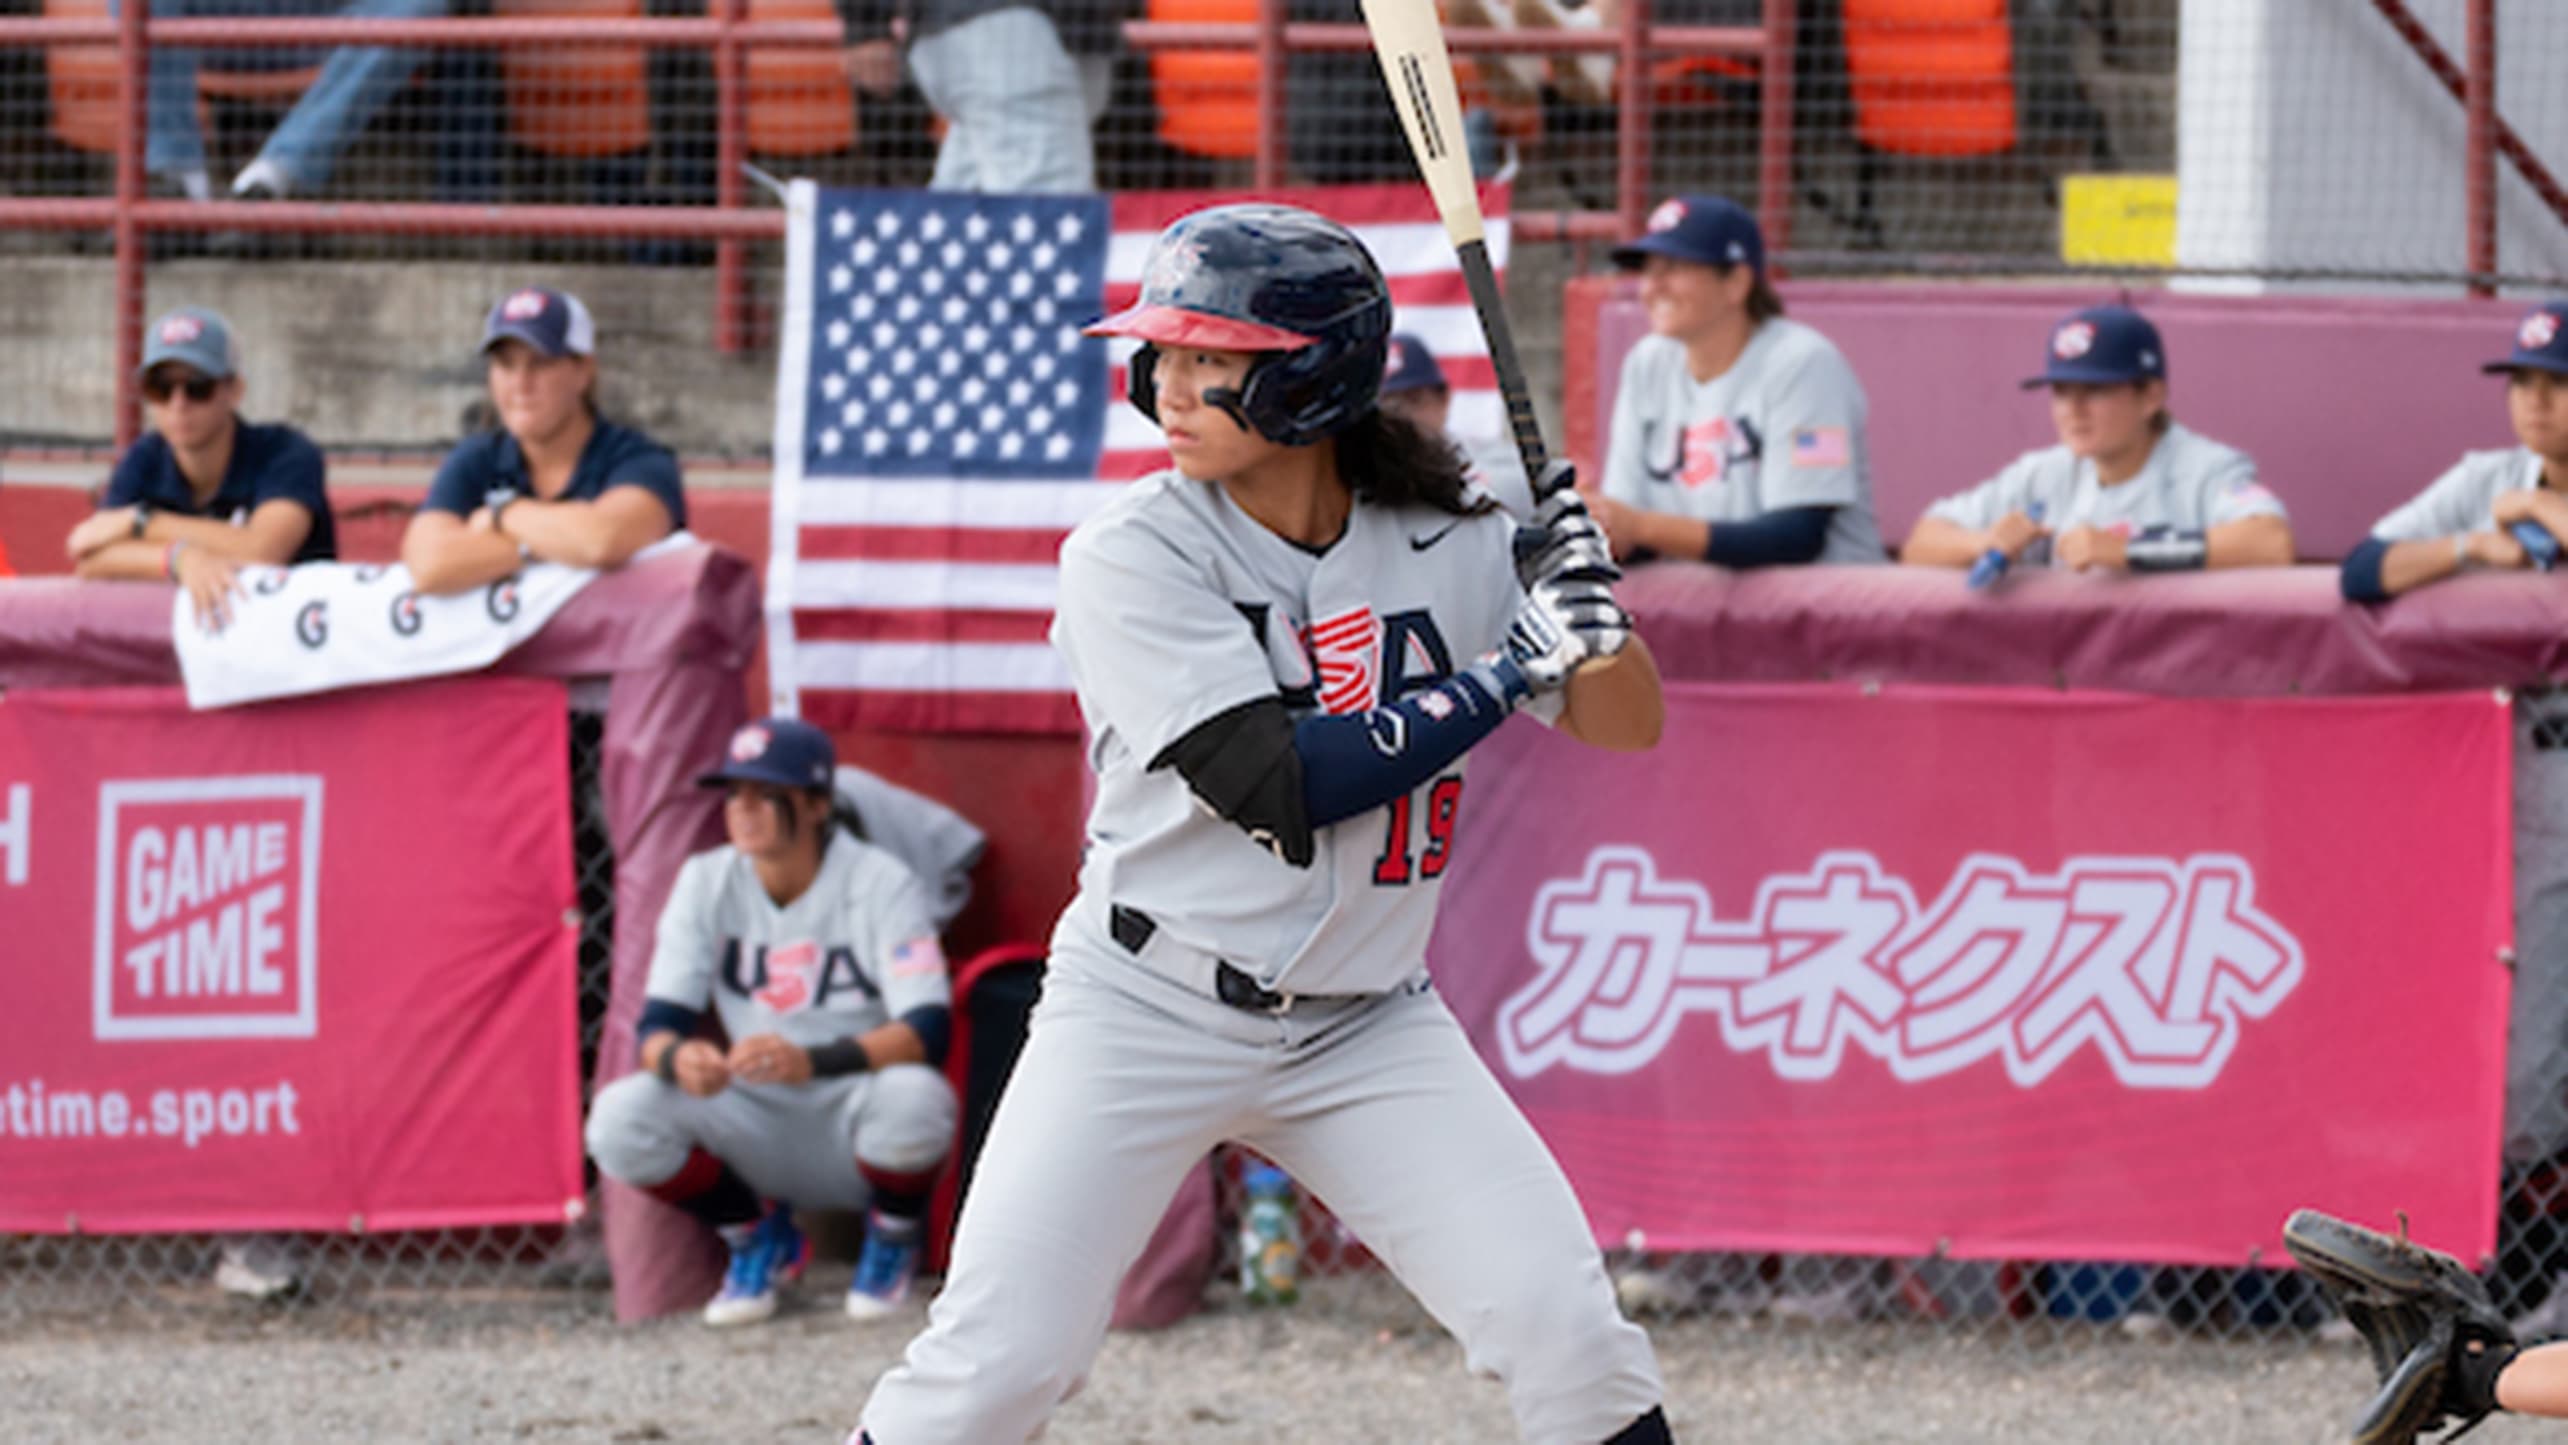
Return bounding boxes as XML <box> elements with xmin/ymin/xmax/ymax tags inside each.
<box><xmin>1703</xmin><ymin>505</ymin><xmax>1834</xmax><ymax>567</ymax></box>
<box><xmin>100</xmin><ymin>441</ymin><xmax>156</xmax><ymax>508</ymax></box>
<box><xmin>1295</xmin><ymin>664</ymin><xmax>1520</xmax><ymax>828</ymax></box>
<box><xmin>2340</xmin><ymin>535</ymin><xmax>2393</xmax><ymax>603</ymax></box>
<box><xmin>636</xmin><ymin>997</ymin><xmax>703</xmax><ymax>1056</ymax></box>
<box><xmin>899</xmin><ymin>1004</ymin><xmax>952</xmax><ymax>1068</ymax></box>
<box><xmin>421</xmin><ymin>434</ymin><xmax>497</xmax><ymax>517</ymax></box>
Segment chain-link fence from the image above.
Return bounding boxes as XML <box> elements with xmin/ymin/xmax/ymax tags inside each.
<box><xmin>0</xmin><ymin>700</ymin><xmax>620</xmax><ymax>1323</ymax></box>
<box><xmin>6</xmin><ymin>2</ymin><xmax>2567</xmax><ymax>454</ymax></box>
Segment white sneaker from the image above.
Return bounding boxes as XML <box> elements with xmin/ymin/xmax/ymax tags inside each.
<box><xmin>845</xmin><ymin>1215</ymin><xmax>921</xmax><ymax>1322</ymax></box>
<box><xmin>214</xmin><ymin>1238</ymin><xmax>302</xmax><ymax>1300</ymax></box>
<box><xmin>230</xmin><ymin>157</ymin><xmax>292</xmax><ymax>200</ymax></box>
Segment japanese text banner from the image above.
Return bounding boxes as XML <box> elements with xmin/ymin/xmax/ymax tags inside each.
<box><xmin>0</xmin><ymin>679</ymin><xmax>583</xmax><ymax>1232</ymax></box>
<box><xmin>1428</xmin><ymin>684</ymin><xmax>2513</xmax><ymax>1266</ymax></box>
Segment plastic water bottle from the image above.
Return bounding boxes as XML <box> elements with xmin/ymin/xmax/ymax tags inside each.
<box><xmin>1239</xmin><ymin>1163</ymin><xmax>1301</xmax><ymax>1306</ymax></box>
<box><xmin>2511</xmin><ymin>519</ymin><xmax>2560</xmax><ymax>571</ymax></box>
<box><xmin>1968</xmin><ymin>501</ymin><xmax>2047</xmax><ymax>589</ymax></box>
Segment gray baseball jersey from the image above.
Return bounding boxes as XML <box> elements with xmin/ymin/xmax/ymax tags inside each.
<box><xmin>1923</xmin><ymin>423</ymin><xmax>2285</xmax><ymax>553</ymax></box>
<box><xmin>1599</xmin><ymin>318</ymin><xmax>1887</xmax><ymax>564</ymax></box>
<box><xmin>646</xmin><ymin>831</ymin><xmax>952</xmax><ymax>1048</ymax></box>
<box><xmin>1049</xmin><ymin>468</ymin><xmax>1556</xmax><ymax>998</ymax></box>
<box><xmin>2370</xmin><ymin>448</ymin><xmax>2548</xmax><ymax>541</ymax></box>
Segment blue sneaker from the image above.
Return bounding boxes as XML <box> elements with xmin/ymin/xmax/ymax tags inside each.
<box><xmin>703</xmin><ymin>1206</ymin><xmax>805</xmax><ymax>1327</ymax></box>
<box><xmin>845</xmin><ymin>1213</ymin><xmax>922</xmax><ymax>1321</ymax></box>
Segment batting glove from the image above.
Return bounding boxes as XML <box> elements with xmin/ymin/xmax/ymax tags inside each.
<box><xmin>1540</xmin><ymin>573</ymin><xmax>1632</xmax><ymax>660</ymax></box>
<box><xmin>1513</xmin><ymin>488</ymin><xmax>1620</xmax><ymax>590</ymax></box>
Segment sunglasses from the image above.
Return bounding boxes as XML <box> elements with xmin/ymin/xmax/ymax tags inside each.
<box><xmin>143</xmin><ymin>374</ymin><xmax>221</xmax><ymax>404</ymax></box>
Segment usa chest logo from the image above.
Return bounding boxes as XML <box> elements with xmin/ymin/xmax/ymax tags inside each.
<box><xmin>1682</xmin><ymin>417</ymin><xmax>1737</xmax><ymax>489</ymax></box>
<box><xmin>755</xmin><ymin>940</ymin><xmax>822</xmax><ymax>1012</ymax></box>
<box><xmin>1303</xmin><ymin>608</ymin><xmax>1382</xmax><ymax>716</ymax></box>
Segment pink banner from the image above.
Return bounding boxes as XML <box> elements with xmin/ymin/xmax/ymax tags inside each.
<box><xmin>1429</xmin><ymin>684</ymin><xmax>2514</xmax><ymax>1266</ymax></box>
<box><xmin>0</xmin><ymin>679</ymin><xmax>584</xmax><ymax>1233</ymax></box>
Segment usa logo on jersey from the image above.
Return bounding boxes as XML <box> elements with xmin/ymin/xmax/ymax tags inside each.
<box><xmin>1304</xmin><ymin>607</ymin><xmax>1382</xmax><ymax>716</ymax></box>
<box><xmin>754</xmin><ymin>940</ymin><xmax>822</xmax><ymax>1012</ymax></box>
<box><xmin>1681</xmin><ymin>417</ymin><xmax>1737</xmax><ymax>488</ymax></box>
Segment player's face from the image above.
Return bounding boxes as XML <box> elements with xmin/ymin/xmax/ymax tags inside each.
<box><xmin>141</xmin><ymin>364</ymin><xmax>239</xmax><ymax>450</ymax></box>
<box><xmin>1152</xmin><ymin>346</ymin><xmax>1274</xmax><ymax>480</ymax></box>
<box><xmin>486</xmin><ymin>341</ymin><xmax>596</xmax><ymax>447</ymax></box>
<box><xmin>1380</xmin><ymin>385</ymin><xmax>1452</xmax><ymax>437</ymax></box>
<box><xmin>2048</xmin><ymin>380</ymin><xmax>2162</xmax><ymax>462</ymax></box>
<box><xmin>1637</xmin><ymin>255</ymin><xmax>1748</xmax><ymax>343</ymax></box>
<box><xmin>2508</xmin><ymin>369</ymin><xmax>2568</xmax><ymax>460</ymax></box>
<box><xmin>724</xmin><ymin>782</ymin><xmax>814</xmax><ymax>859</ymax></box>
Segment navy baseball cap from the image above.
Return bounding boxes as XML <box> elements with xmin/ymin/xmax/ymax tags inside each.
<box><xmin>2483</xmin><ymin>301</ymin><xmax>2568</xmax><ymax>377</ymax></box>
<box><xmin>1380</xmin><ymin>332</ymin><xmax>1448</xmax><ymax>395</ymax></box>
<box><xmin>138</xmin><ymin>305</ymin><xmax>240</xmax><ymax>381</ymax></box>
<box><xmin>1611</xmin><ymin>194</ymin><xmax>1765</xmax><ymax>278</ymax></box>
<box><xmin>2022</xmin><ymin>305</ymin><xmax>2166</xmax><ymax>389</ymax></box>
<box><xmin>698</xmin><ymin>718</ymin><xmax>836</xmax><ymax>791</ymax></box>
<box><xmin>480</xmin><ymin>286</ymin><xmax>596</xmax><ymax>359</ymax></box>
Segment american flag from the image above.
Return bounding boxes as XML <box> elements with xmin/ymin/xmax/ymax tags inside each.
<box><xmin>767</xmin><ymin>180</ymin><xmax>1513</xmax><ymax>734</ymax></box>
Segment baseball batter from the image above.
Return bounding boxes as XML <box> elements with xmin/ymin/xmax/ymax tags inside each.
<box><xmin>2343</xmin><ymin>299</ymin><xmax>2568</xmax><ymax>599</ymax></box>
<box><xmin>586</xmin><ymin>717</ymin><xmax>957</xmax><ymax>1326</ymax></box>
<box><xmin>854</xmin><ymin>204</ymin><xmax>1672</xmax><ymax>1444</ymax></box>
<box><xmin>1902</xmin><ymin>305</ymin><xmax>2294</xmax><ymax>573</ymax></box>
<box><xmin>1589</xmin><ymin>194</ymin><xmax>1886</xmax><ymax>567</ymax></box>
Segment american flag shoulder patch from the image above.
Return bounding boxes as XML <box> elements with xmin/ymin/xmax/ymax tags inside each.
<box><xmin>1789</xmin><ymin>426</ymin><xmax>1851</xmax><ymax>469</ymax></box>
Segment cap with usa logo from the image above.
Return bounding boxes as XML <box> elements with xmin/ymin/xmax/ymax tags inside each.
<box><xmin>2483</xmin><ymin>300</ymin><xmax>2568</xmax><ymax>378</ymax></box>
<box><xmin>1380</xmin><ymin>332</ymin><xmax>1449</xmax><ymax>396</ymax></box>
<box><xmin>137</xmin><ymin>306</ymin><xmax>240</xmax><ymax>381</ymax></box>
<box><xmin>696</xmin><ymin>717</ymin><xmax>837</xmax><ymax>791</ymax></box>
<box><xmin>1610</xmin><ymin>194</ymin><xmax>1765</xmax><ymax>279</ymax></box>
<box><xmin>479</xmin><ymin>286</ymin><xmax>596</xmax><ymax>359</ymax></box>
<box><xmin>2022</xmin><ymin>304</ymin><xmax>2165</xmax><ymax>389</ymax></box>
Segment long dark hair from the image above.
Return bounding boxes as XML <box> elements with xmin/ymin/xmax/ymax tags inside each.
<box><xmin>1335</xmin><ymin>407</ymin><xmax>1491</xmax><ymax>517</ymax></box>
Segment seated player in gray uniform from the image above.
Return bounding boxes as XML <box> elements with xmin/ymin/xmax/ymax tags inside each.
<box><xmin>2342</xmin><ymin>299</ymin><xmax>2568</xmax><ymax>600</ymax></box>
<box><xmin>854</xmin><ymin>204</ymin><xmax>1672</xmax><ymax>1445</ymax></box>
<box><xmin>585</xmin><ymin>717</ymin><xmax>958</xmax><ymax>1327</ymax></box>
<box><xmin>1902</xmin><ymin>304</ymin><xmax>2294</xmax><ymax>574</ymax></box>
<box><xmin>68</xmin><ymin>305</ymin><xmax>337</xmax><ymax>635</ymax></box>
<box><xmin>1586</xmin><ymin>194</ymin><xmax>1886</xmax><ymax>567</ymax></box>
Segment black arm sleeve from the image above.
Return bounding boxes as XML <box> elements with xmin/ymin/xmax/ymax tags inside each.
<box><xmin>1151</xmin><ymin>697</ymin><xmax>1315</xmax><ymax>868</ymax></box>
<box><xmin>636</xmin><ymin>998</ymin><xmax>703</xmax><ymax>1060</ymax></box>
<box><xmin>2340</xmin><ymin>535</ymin><xmax>2393</xmax><ymax>603</ymax></box>
<box><xmin>1702</xmin><ymin>506</ymin><xmax>1834</xmax><ymax>568</ymax></box>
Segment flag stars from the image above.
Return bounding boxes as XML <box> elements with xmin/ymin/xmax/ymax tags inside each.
<box><xmin>955</xmin><ymin>432</ymin><xmax>980</xmax><ymax>456</ymax></box>
<box><xmin>873</xmin><ymin>268</ymin><xmax>901</xmax><ymax>295</ymax></box>
<box><xmin>1010</xmin><ymin>324</ymin><xmax>1037</xmax><ymax>353</ymax></box>
<box><xmin>820</xmin><ymin>373</ymin><xmax>846</xmax><ymax>400</ymax></box>
<box><xmin>1030</xmin><ymin>353</ymin><xmax>1056</xmax><ymax>381</ymax></box>
<box><xmin>825</xmin><ymin>319</ymin><xmax>852</xmax><ymax>349</ymax></box>
<box><xmin>830</xmin><ymin>209</ymin><xmax>855</xmax><ymax>239</ymax></box>
<box><xmin>912</xmin><ymin>374</ymin><xmax>937</xmax><ymax>402</ymax></box>
<box><xmin>933</xmin><ymin>400</ymin><xmax>958</xmax><ymax>428</ymax></box>
<box><xmin>989</xmin><ymin>242</ymin><xmax>1014</xmax><ymax>270</ymax></box>
<box><xmin>938</xmin><ymin>353</ymin><xmax>964</xmax><ymax>377</ymax></box>
<box><xmin>941</xmin><ymin>240</ymin><xmax>965</xmax><ymax>269</ymax></box>
<box><xmin>1009</xmin><ymin>272</ymin><xmax>1035</xmax><ymax>299</ymax></box>
<box><xmin>897</xmin><ymin>240</ymin><xmax>922</xmax><ymax>267</ymax></box>
<box><xmin>1052</xmin><ymin>270</ymin><xmax>1081</xmax><ymax>298</ymax></box>
<box><xmin>942</xmin><ymin>297</ymin><xmax>968</xmax><ymax>324</ymax></box>
<box><xmin>1045</xmin><ymin>434</ymin><xmax>1073</xmax><ymax>461</ymax></box>
<box><xmin>909</xmin><ymin>427</ymin><xmax>933</xmax><ymax>454</ymax></box>
<box><xmin>888</xmin><ymin>399</ymin><xmax>914</xmax><ymax>427</ymax></box>
<box><xmin>847</xmin><ymin>346</ymin><xmax>872</xmax><ymax>373</ymax></box>
<box><xmin>980</xmin><ymin>404</ymin><xmax>1006</xmax><ymax>432</ymax></box>
<box><xmin>998</xmin><ymin>432</ymin><xmax>1026</xmax><ymax>460</ymax></box>
<box><xmin>921</xmin><ymin>211</ymin><xmax>947</xmax><ymax>241</ymax></box>
<box><xmin>1056</xmin><ymin>211</ymin><xmax>1084</xmax><ymax>244</ymax></box>
<box><xmin>895</xmin><ymin>295</ymin><xmax>922</xmax><ymax>323</ymax></box>
<box><xmin>1028</xmin><ymin>405</ymin><xmax>1055</xmax><ymax>433</ymax></box>
<box><xmin>873</xmin><ymin>210</ymin><xmax>902</xmax><ymax>238</ymax></box>
<box><xmin>964</xmin><ymin>271</ymin><xmax>990</xmax><ymax>297</ymax></box>
<box><xmin>872</xmin><ymin>320</ymin><xmax>898</xmax><ymax>348</ymax></box>
<box><xmin>1052</xmin><ymin>378</ymin><xmax>1080</xmax><ymax>407</ymax></box>
<box><xmin>863</xmin><ymin>427</ymin><xmax>891</xmax><ymax>455</ymax></box>
<box><xmin>920</xmin><ymin>323</ymin><xmax>945</xmax><ymax>351</ymax></box>
<box><xmin>852</xmin><ymin>294</ymin><xmax>877</xmax><ymax>321</ymax></box>
<box><xmin>965</xmin><ymin>212</ymin><xmax>991</xmax><ymax>242</ymax></box>
<box><xmin>1007</xmin><ymin>379</ymin><xmax>1034</xmax><ymax>406</ymax></box>
<box><xmin>868</xmin><ymin>375</ymin><xmax>894</xmax><ymax>401</ymax></box>
<box><xmin>828</xmin><ymin>264</ymin><xmax>852</xmax><ymax>294</ymax></box>
<box><xmin>962</xmin><ymin>323</ymin><xmax>990</xmax><ymax>353</ymax></box>
<box><xmin>961</xmin><ymin>377</ymin><xmax>988</xmax><ymax>404</ymax></box>
<box><xmin>840</xmin><ymin>399</ymin><xmax>865</xmax><ymax>425</ymax></box>
<box><xmin>819</xmin><ymin>426</ymin><xmax>843</xmax><ymax>453</ymax></box>
<box><xmin>1010</xmin><ymin>213</ymin><xmax>1036</xmax><ymax>243</ymax></box>
<box><xmin>891</xmin><ymin>348</ymin><xmax>917</xmax><ymax>375</ymax></box>
<box><xmin>1031</xmin><ymin>241</ymin><xmax>1058</xmax><ymax>269</ymax></box>
<box><xmin>1032</xmin><ymin>298</ymin><xmax>1057</xmax><ymax>325</ymax></box>
<box><xmin>853</xmin><ymin>238</ymin><xmax>878</xmax><ymax>265</ymax></box>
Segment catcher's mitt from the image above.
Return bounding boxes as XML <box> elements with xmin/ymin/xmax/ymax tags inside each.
<box><xmin>2283</xmin><ymin>1208</ymin><xmax>2519</xmax><ymax>1444</ymax></box>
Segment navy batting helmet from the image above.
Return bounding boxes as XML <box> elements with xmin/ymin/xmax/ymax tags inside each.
<box><xmin>1084</xmin><ymin>203</ymin><xmax>1391</xmax><ymax>447</ymax></box>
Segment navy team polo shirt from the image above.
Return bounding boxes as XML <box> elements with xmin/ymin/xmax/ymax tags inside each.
<box><xmin>102</xmin><ymin>421</ymin><xmax>338</xmax><ymax>564</ymax></box>
<box><xmin>423</xmin><ymin>421</ymin><xmax>687</xmax><ymax>529</ymax></box>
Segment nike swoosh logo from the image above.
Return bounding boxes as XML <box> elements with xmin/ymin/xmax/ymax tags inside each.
<box><xmin>1409</xmin><ymin>522</ymin><xmax>1462</xmax><ymax>552</ymax></box>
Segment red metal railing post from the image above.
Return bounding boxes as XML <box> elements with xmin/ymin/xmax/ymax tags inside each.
<box><xmin>112</xmin><ymin>0</ymin><xmax>148</xmax><ymax>451</ymax></box>
<box><xmin>713</xmin><ymin>0</ymin><xmax>750</xmax><ymax>351</ymax></box>
<box><xmin>1253</xmin><ymin>0</ymin><xmax>1284</xmax><ymax>190</ymax></box>
<box><xmin>1757</xmin><ymin>0</ymin><xmax>1792</xmax><ymax>254</ymax></box>
<box><xmin>2464</xmin><ymin>0</ymin><xmax>2495</xmax><ymax>296</ymax></box>
<box><xmin>1613</xmin><ymin>0</ymin><xmax>1646</xmax><ymax>242</ymax></box>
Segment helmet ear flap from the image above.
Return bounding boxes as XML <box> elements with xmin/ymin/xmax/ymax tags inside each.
<box><xmin>1125</xmin><ymin>344</ymin><xmax>1162</xmax><ymax>425</ymax></box>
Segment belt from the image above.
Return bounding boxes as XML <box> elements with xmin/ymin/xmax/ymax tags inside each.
<box><xmin>1108</xmin><ymin>904</ymin><xmax>1352</xmax><ymax>1016</ymax></box>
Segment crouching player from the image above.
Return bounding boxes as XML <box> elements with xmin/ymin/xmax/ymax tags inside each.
<box><xmin>587</xmin><ymin>718</ymin><xmax>958</xmax><ymax>1325</ymax></box>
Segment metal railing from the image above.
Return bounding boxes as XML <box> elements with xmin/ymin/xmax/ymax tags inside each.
<box><xmin>0</xmin><ymin>0</ymin><xmax>1790</xmax><ymax>451</ymax></box>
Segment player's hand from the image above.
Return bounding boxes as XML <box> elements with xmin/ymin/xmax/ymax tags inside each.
<box><xmin>173</xmin><ymin>545</ymin><xmax>243</xmax><ymax>632</ymax></box>
<box><xmin>727</xmin><ymin>1033</ymin><xmax>814</xmax><ymax>1088</ymax></box>
<box><xmin>1545</xmin><ymin>573</ymin><xmax>1632</xmax><ymax>661</ymax></box>
<box><xmin>67</xmin><ymin>507</ymin><xmax>137</xmax><ymax>561</ymax></box>
<box><xmin>1514</xmin><ymin>489</ymin><xmax>1620</xmax><ymax>588</ymax></box>
<box><xmin>1578</xmin><ymin>486</ymin><xmax>1645</xmax><ymax>561</ymax></box>
<box><xmin>1987</xmin><ymin>509</ymin><xmax>2051</xmax><ymax>560</ymax></box>
<box><xmin>2494</xmin><ymin>487</ymin><xmax>2568</xmax><ymax>543</ymax></box>
<box><xmin>844</xmin><ymin>39</ymin><xmax>902</xmax><ymax>95</ymax></box>
<box><xmin>671</xmin><ymin>1039</ymin><xmax>733</xmax><ymax>1097</ymax></box>
<box><xmin>2468</xmin><ymin>527</ymin><xmax>2531</xmax><ymax>570</ymax></box>
<box><xmin>2054</xmin><ymin>525</ymin><xmax>2128</xmax><ymax>572</ymax></box>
